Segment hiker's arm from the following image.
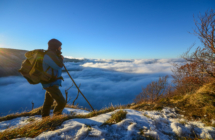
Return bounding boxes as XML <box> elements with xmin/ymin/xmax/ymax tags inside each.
<box><xmin>44</xmin><ymin>55</ymin><xmax>63</xmax><ymax>70</ymax></box>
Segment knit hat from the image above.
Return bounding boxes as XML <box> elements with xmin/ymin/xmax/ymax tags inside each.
<box><xmin>48</xmin><ymin>39</ymin><xmax>62</xmax><ymax>52</ymax></box>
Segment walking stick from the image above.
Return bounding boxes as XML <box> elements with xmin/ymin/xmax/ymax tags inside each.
<box><xmin>63</xmin><ymin>64</ymin><xmax>94</xmax><ymax>111</ymax></box>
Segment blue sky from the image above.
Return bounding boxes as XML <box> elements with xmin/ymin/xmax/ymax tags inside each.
<box><xmin>0</xmin><ymin>0</ymin><xmax>214</xmax><ymax>59</ymax></box>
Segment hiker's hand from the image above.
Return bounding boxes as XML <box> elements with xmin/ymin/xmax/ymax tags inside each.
<box><xmin>61</xmin><ymin>55</ymin><xmax>64</xmax><ymax>60</ymax></box>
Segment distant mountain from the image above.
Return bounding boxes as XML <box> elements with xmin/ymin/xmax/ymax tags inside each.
<box><xmin>0</xmin><ymin>48</ymin><xmax>27</xmax><ymax>77</ymax></box>
<box><xmin>0</xmin><ymin>48</ymin><xmax>84</xmax><ymax>77</ymax></box>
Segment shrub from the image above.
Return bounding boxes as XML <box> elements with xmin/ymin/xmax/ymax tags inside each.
<box><xmin>134</xmin><ymin>75</ymin><xmax>169</xmax><ymax>103</ymax></box>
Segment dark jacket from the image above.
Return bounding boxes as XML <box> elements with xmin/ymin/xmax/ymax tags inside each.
<box><xmin>41</xmin><ymin>50</ymin><xmax>64</xmax><ymax>88</ymax></box>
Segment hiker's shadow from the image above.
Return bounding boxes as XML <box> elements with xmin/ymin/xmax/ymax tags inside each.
<box><xmin>60</xmin><ymin>116</ymin><xmax>106</xmax><ymax>130</ymax></box>
<box><xmin>70</xmin><ymin>117</ymin><xmax>103</xmax><ymax>126</ymax></box>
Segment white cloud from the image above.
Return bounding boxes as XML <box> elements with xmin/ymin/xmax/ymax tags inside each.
<box><xmin>80</xmin><ymin>58</ymin><xmax>183</xmax><ymax>73</ymax></box>
<box><xmin>65</xmin><ymin>56</ymin><xmax>86</xmax><ymax>60</ymax></box>
<box><xmin>0</xmin><ymin>58</ymin><xmax>183</xmax><ymax>116</ymax></box>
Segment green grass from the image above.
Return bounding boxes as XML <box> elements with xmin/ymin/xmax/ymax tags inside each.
<box><xmin>103</xmin><ymin>110</ymin><xmax>127</xmax><ymax>125</ymax></box>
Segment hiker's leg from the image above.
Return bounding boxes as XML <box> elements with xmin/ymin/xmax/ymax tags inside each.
<box><xmin>44</xmin><ymin>85</ymin><xmax>66</xmax><ymax>116</ymax></box>
<box><xmin>42</xmin><ymin>90</ymin><xmax>54</xmax><ymax>117</ymax></box>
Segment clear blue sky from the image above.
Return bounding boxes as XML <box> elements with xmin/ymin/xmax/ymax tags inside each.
<box><xmin>0</xmin><ymin>0</ymin><xmax>214</xmax><ymax>59</ymax></box>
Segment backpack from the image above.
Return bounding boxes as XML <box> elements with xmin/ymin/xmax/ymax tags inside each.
<box><xmin>19</xmin><ymin>49</ymin><xmax>53</xmax><ymax>84</ymax></box>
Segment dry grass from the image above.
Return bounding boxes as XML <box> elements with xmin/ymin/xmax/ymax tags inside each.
<box><xmin>0</xmin><ymin>115</ymin><xmax>66</xmax><ymax>139</ymax></box>
<box><xmin>189</xmin><ymin>82</ymin><xmax>215</xmax><ymax>108</ymax></box>
<box><xmin>169</xmin><ymin>94</ymin><xmax>188</xmax><ymax>104</ymax></box>
<box><xmin>75</xmin><ymin>104</ymin><xmax>126</xmax><ymax>119</ymax></box>
<box><xmin>173</xmin><ymin>82</ymin><xmax>215</xmax><ymax>127</ymax></box>
<box><xmin>132</xmin><ymin>82</ymin><xmax>215</xmax><ymax>128</ymax></box>
<box><xmin>103</xmin><ymin>110</ymin><xmax>127</xmax><ymax>125</ymax></box>
<box><xmin>129</xmin><ymin>102</ymin><xmax>157</xmax><ymax>111</ymax></box>
<box><xmin>0</xmin><ymin>103</ymin><xmax>90</xmax><ymax>122</ymax></box>
<box><xmin>0</xmin><ymin>107</ymin><xmax>42</xmax><ymax>122</ymax></box>
<box><xmin>129</xmin><ymin>102</ymin><xmax>149</xmax><ymax>109</ymax></box>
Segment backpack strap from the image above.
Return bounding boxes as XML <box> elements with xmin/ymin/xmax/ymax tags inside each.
<box><xmin>52</xmin><ymin>68</ymin><xmax>54</xmax><ymax>77</ymax></box>
<box><xmin>45</xmin><ymin>66</ymin><xmax>51</xmax><ymax>72</ymax></box>
<box><xmin>57</xmin><ymin>76</ymin><xmax>64</xmax><ymax>81</ymax></box>
<box><xmin>46</xmin><ymin>51</ymin><xmax>64</xmax><ymax>67</ymax></box>
<box><xmin>46</xmin><ymin>68</ymin><xmax>64</xmax><ymax>82</ymax></box>
<box><xmin>51</xmin><ymin>68</ymin><xmax>58</xmax><ymax>78</ymax></box>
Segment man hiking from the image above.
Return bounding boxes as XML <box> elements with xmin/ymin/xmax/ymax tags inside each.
<box><xmin>41</xmin><ymin>39</ymin><xmax>66</xmax><ymax>118</ymax></box>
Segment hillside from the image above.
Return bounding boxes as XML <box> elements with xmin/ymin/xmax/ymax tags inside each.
<box><xmin>0</xmin><ymin>48</ymin><xmax>27</xmax><ymax>77</ymax></box>
<box><xmin>0</xmin><ymin>82</ymin><xmax>215</xmax><ymax>140</ymax></box>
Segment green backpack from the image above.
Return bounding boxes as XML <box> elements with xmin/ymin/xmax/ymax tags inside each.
<box><xmin>19</xmin><ymin>49</ymin><xmax>53</xmax><ymax>84</ymax></box>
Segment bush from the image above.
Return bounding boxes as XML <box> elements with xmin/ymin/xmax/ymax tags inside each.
<box><xmin>134</xmin><ymin>75</ymin><xmax>169</xmax><ymax>103</ymax></box>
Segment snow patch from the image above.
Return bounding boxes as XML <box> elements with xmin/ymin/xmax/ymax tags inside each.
<box><xmin>1</xmin><ymin>107</ymin><xmax>214</xmax><ymax>140</ymax></box>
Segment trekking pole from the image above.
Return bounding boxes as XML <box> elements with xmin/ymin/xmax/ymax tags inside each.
<box><xmin>63</xmin><ymin>64</ymin><xmax>94</xmax><ymax>111</ymax></box>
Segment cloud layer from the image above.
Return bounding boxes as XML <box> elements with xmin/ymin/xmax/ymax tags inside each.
<box><xmin>0</xmin><ymin>58</ymin><xmax>183</xmax><ymax>116</ymax></box>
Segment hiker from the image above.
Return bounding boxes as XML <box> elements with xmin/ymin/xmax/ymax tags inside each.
<box><xmin>41</xmin><ymin>39</ymin><xmax>66</xmax><ymax>118</ymax></box>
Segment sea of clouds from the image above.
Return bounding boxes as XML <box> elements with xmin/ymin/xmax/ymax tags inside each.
<box><xmin>0</xmin><ymin>57</ymin><xmax>184</xmax><ymax>116</ymax></box>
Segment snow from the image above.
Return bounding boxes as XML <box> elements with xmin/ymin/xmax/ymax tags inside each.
<box><xmin>0</xmin><ymin>115</ymin><xmax>41</xmax><ymax>132</ymax></box>
<box><xmin>62</xmin><ymin>108</ymin><xmax>90</xmax><ymax>115</ymax></box>
<box><xmin>1</xmin><ymin>107</ymin><xmax>215</xmax><ymax>139</ymax></box>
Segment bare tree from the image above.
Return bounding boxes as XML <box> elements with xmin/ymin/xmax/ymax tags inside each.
<box><xmin>31</xmin><ymin>101</ymin><xmax>34</xmax><ymax>110</ymax></box>
<box><xmin>182</xmin><ymin>9</ymin><xmax>215</xmax><ymax>78</ymax></box>
<box><xmin>134</xmin><ymin>75</ymin><xmax>169</xmax><ymax>103</ymax></box>
<box><xmin>73</xmin><ymin>84</ymin><xmax>81</xmax><ymax>105</ymax></box>
<box><xmin>171</xmin><ymin>61</ymin><xmax>207</xmax><ymax>94</ymax></box>
<box><xmin>65</xmin><ymin>84</ymin><xmax>73</xmax><ymax>103</ymax></box>
<box><xmin>169</xmin><ymin>9</ymin><xmax>215</xmax><ymax>96</ymax></box>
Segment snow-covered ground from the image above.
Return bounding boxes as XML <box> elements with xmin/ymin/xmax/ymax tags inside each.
<box><xmin>0</xmin><ymin>107</ymin><xmax>215</xmax><ymax>140</ymax></box>
<box><xmin>62</xmin><ymin>108</ymin><xmax>90</xmax><ymax>116</ymax></box>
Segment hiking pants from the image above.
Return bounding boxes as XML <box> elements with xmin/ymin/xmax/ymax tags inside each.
<box><xmin>42</xmin><ymin>85</ymin><xmax>66</xmax><ymax>117</ymax></box>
